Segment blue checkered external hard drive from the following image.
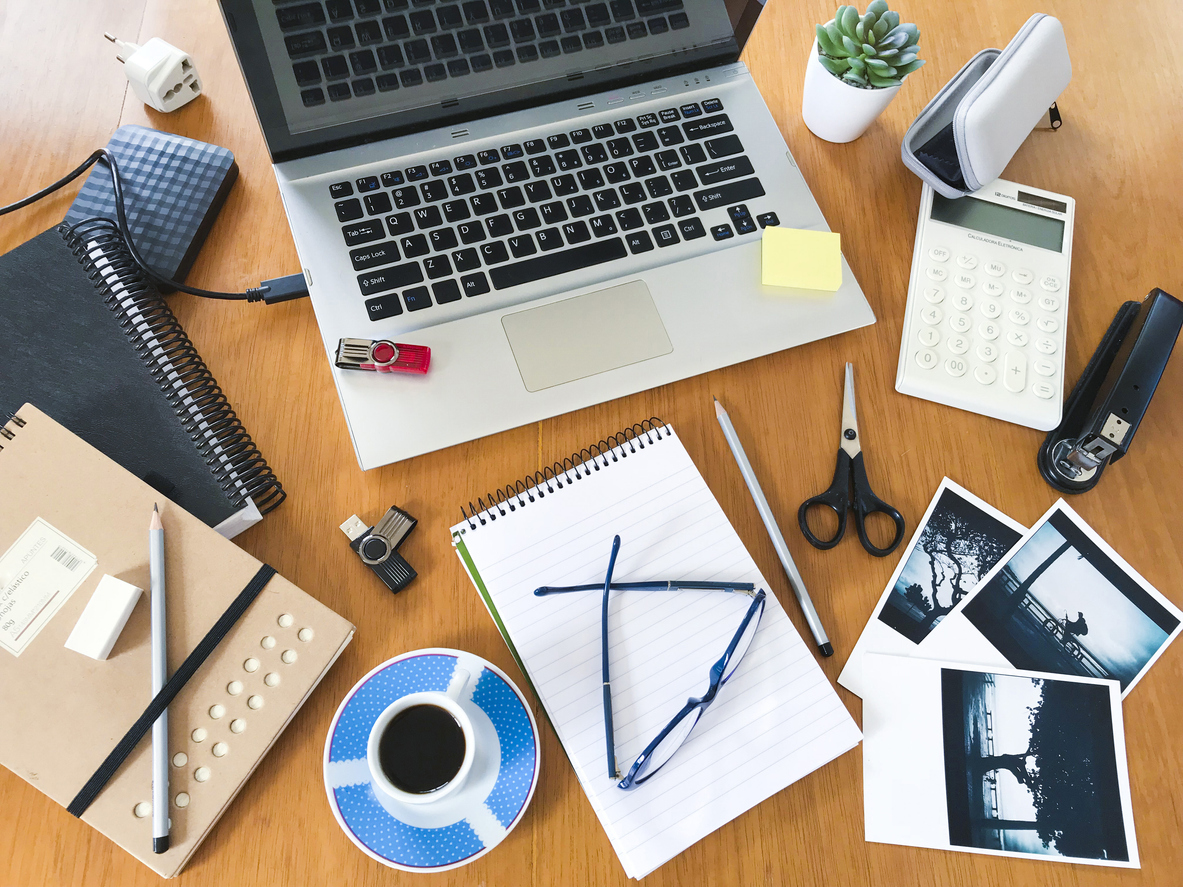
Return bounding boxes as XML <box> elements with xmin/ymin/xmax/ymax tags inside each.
<box><xmin>63</xmin><ymin>125</ymin><xmax>238</xmax><ymax>288</ymax></box>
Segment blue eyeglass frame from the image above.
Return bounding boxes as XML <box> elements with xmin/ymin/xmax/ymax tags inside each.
<box><xmin>595</xmin><ymin>535</ymin><xmax>767</xmax><ymax>791</ymax></box>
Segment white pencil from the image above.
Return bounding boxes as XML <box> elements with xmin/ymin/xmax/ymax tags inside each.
<box><xmin>713</xmin><ymin>398</ymin><xmax>833</xmax><ymax>656</ymax></box>
<box><xmin>149</xmin><ymin>505</ymin><xmax>170</xmax><ymax>853</ymax></box>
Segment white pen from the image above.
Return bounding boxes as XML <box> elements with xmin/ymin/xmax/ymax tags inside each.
<box><xmin>713</xmin><ymin>398</ymin><xmax>833</xmax><ymax>656</ymax></box>
<box><xmin>149</xmin><ymin>505</ymin><xmax>170</xmax><ymax>853</ymax></box>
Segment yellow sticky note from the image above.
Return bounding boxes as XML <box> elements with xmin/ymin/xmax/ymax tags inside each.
<box><xmin>761</xmin><ymin>226</ymin><xmax>843</xmax><ymax>292</ymax></box>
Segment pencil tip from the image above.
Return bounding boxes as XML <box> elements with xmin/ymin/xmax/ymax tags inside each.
<box><xmin>150</xmin><ymin>507</ymin><xmax>163</xmax><ymax>531</ymax></box>
<box><xmin>153</xmin><ymin>503</ymin><xmax>159</xmax><ymax>513</ymax></box>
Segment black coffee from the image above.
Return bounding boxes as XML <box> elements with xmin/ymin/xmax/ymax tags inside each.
<box><xmin>377</xmin><ymin>704</ymin><xmax>466</xmax><ymax>794</ymax></box>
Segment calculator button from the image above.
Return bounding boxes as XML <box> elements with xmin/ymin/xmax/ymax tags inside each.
<box><xmin>956</xmin><ymin>254</ymin><xmax>978</xmax><ymax>270</ymax></box>
<box><xmin>1010</xmin><ymin>287</ymin><xmax>1032</xmax><ymax>304</ymax></box>
<box><xmin>951</xmin><ymin>292</ymin><xmax>973</xmax><ymax>311</ymax></box>
<box><xmin>982</xmin><ymin>280</ymin><xmax>1004</xmax><ymax>297</ymax></box>
<box><xmin>923</xmin><ymin>285</ymin><xmax>945</xmax><ymax>304</ymax></box>
<box><xmin>1034</xmin><ymin>357</ymin><xmax>1057</xmax><ymax>376</ymax></box>
<box><xmin>984</xmin><ymin>260</ymin><xmax>1006</xmax><ymax>277</ymax></box>
<box><xmin>974</xmin><ymin>365</ymin><xmax>997</xmax><ymax>385</ymax></box>
<box><xmin>977</xmin><ymin>342</ymin><xmax>998</xmax><ymax>362</ymax></box>
<box><xmin>929</xmin><ymin>246</ymin><xmax>950</xmax><ymax>262</ymax></box>
<box><xmin>949</xmin><ymin>314</ymin><xmax>971</xmax><ymax>333</ymax></box>
<box><xmin>954</xmin><ymin>272</ymin><xmax>976</xmax><ymax>289</ymax></box>
<box><xmin>1004</xmin><ymin>352</ymin><xmax>1027</xmax><ymax>392</ymax></box>
<box><xmin>1032</xmin><ymin>380</ymin><xmax>1056</xmax><ymax>399</ymax></box>
<box><xmin>980</xmin><ymin>300</ymin><xmax>1001</xmax><ymax>319</ymax></box>
<box><xmin>1007</xmin><ymin>330</ymin><xmax>1029</xmax><ymax>347</ymax></box>
<box><xmin>944</xmin><ymin>356</ymin><xmax>968</xmax><ymax>377</ymax></box>
<box><xmin>926</xmin><ymin>266</ymin><xmax>948</xmax><ymax>282</ymax></box>
<box><xmin>1037</xmin><ymin>316</ymin><xmax>1059</xmax><ymax>333</ymax></box>
<box><xmin>947</xmin><ymin>335</ymin><xmax>969</xmax><ymax>355</ymax></box>
<box><xmin>1038</xmin><ymin>294</ymin><xmax>1061</xmax><ymax>311</ymax></box>
<box><xmin>915</xmin><ymin>349</ymin><xmax>938</xmax><ymax>369</ymax></box>
<box><xmin>920</xmin><ymin>305</ymin><xmax>943</xmax><ymax>325</ymax></box>
<box><xmin>1040</xmin><ymin>275</ymin><xmax>1062</xmax><ymax>292</ymax></box>
<box><xmin>978</xmin><ymin>321</ymin><xmax>999</xmax><ymax>340</ymax></box>
<box><xmin>918</xmin><ymin>327</ymin><xmax>940</xmax><ymax>347</ymax></box>
<box><xmin>1009</xmin><ymin>308</ymin><xmax>1030</xmax><ymax>325</ymax></box>
<box><xmin>1036</xmin><ymin>337</ymin><xmax>1058</xmax><ymax>355</ymax></box>
<box><xmin>1012</xmin><ymin>268</ymin><xmax>1034</xmax><ymax>285</ymax></box>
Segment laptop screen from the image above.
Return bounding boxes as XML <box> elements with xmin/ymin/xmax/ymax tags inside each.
<box><xmin>220</xmin><ymin>0</ymin><xmax>767</xmax><ymax>162</ymax></box>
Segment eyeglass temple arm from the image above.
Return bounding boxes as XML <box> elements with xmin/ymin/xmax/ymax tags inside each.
<box><xmin>536</xmin><ymin>580</ymin><xmax>756</xmax><ymax>596</ymax></box>
<box><xmin>603</xmin><ymin>535</ymin><xmax>622</xmax><ymax>781</ymax></box>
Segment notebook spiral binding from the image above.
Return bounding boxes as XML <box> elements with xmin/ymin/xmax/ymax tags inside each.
<box><xmin>57</xmin><ymin>219</ymin><xmax>286</xmax><ymax>514</ymax></box>
<box><xmin>460</xmin><ymin>418</ymin><xmax>667</xmax><ymax>530</ymax></box>
<box><xmin>0</xmin><ymin>412</ymin><xmax>27</xmax><ymax>447</ymax></box>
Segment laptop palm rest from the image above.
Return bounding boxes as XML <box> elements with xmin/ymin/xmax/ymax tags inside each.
<box><xmin>501</xmin><ymin>280</ymin><xmax>673</xmax><ymax>392</ymax></box>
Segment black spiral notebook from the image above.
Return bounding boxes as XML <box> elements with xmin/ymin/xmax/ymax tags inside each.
<box><xmin>0</xmin><ymin>221</ymin><xmax>283</xmax><ymax>535</ymax></box>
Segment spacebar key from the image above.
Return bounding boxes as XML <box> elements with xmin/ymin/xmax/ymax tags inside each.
<box><xmin>693</xmin><ymin>177</ymin><xmax>765</xmax><ymax>211</ymax></box>
<box><xmin>489</xmin><ymin>238</ymin><xmax>628</xmax><ymax>289</ymax></box>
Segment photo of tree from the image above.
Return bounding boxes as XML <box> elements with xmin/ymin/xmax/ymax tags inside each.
<box><xmin>941</xmin><ymin>669</ymin><xmax>1128</xmax><ymax>861</ymax></box>
<box><xmin>877</xmin><ymin>489</ymin><xmax>1023</xmax><ymax>644</ymax></box>
<box><xmin>961</xmin><ymin>509</ymin><xmax>1180</xmax><ymax>691</ymax></box>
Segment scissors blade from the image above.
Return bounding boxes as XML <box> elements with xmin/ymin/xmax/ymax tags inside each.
<box><xmin>839</xmin><ymin>362</ymin><xmax>861</xmax><ymax>458</ymax></box>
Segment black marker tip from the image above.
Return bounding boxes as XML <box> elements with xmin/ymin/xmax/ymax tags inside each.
<box><xmin>818</xmin><ymin>642</ymin><xmax>834</xmax><ymax>657</ymax></box>
<box><xmin>153</xmin><ymin>835</ymin><xmax>170</xmax><ymax>854</ymax></box>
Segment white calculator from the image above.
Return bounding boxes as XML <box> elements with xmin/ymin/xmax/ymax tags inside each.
<box><xmin>896</xmin><ymin>179</ymin><xmax>1074</xmax><ymax>430</ymax></box>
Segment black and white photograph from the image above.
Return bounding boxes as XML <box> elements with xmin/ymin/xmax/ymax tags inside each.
<box><xmin>877</xmin><ymin>485</ymin><xmax>1024</xmax><ymax>644</ymax></box>
<box><xmin>838</xmin><ymin>479</ymin><xmax>1026</xmax><ymax>698</ymax></box>
<box><xmin>941</xmin><ymin>669</ymin><xmax>1129</xmax><ymax>862</ymax></box>
<box><xmin>959</xmin><ymin>504</ymin><xmax>1182</xmax><ymax>693</ymax></box>
<box><xmin>862</xmin><ymin>654</ymin><xmax>1138</xmax><ymax>869</ymax></box>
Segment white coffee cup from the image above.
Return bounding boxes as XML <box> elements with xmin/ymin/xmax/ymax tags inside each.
<box><xmin>366</xmin><ymin>669</ymin><xmax>475</xmax><ymax>806</ymax></box>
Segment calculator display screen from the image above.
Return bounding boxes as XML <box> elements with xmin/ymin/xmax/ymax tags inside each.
<box><xmin>930</xmin><ymin>193</ymin><xmax>1065</xmax><ymax>252</ymax></box>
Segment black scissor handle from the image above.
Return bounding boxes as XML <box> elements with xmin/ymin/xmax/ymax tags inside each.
<box><xmin>797</xmin><ymin>449</ymin><xmax>852</xmax><ymax>550</ymax></box>
<box><xmin>849</xmin><ymin>452</ymin><xmax>906</xmax><ymax>557</ymax></box>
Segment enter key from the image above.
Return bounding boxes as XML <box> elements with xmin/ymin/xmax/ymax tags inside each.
<box><xmin>695</xmin><ymin>156</ymin><xmax>755</xmax><ymax>186</ymax></box>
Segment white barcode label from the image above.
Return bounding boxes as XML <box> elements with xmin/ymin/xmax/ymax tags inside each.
<box><xmin>50</xmin><ymin>546</ymin><xmax>82</xmax><ymax>572</ymax></box>
<box><xmin>0</xmin><ymin>518</ymin><xmax>97</xmax><ymax>656</ymax></box>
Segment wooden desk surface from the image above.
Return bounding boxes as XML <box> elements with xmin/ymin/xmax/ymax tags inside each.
<box><xmin>2</xmin><ymin>1</ymin><xmax>1181</xmax><ymax>883</ymax></box>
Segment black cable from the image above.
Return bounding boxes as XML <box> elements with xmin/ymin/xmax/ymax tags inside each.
<box><xmin>0</xmin><ymin>149</ymin><xmax>306</xmax><ymax>303</ymax></box>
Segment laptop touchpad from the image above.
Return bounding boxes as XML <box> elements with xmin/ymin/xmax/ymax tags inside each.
<box><xmin>502</xmin><ymin>281</ymin><xmax>673</xmax><ymax>392</ymax></box>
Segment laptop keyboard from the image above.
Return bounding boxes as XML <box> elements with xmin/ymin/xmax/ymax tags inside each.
<box><xmin>328</xmin><ymin>98</ymin><xmax>781</xmax><ymax>320</ymax></box>
<box><xmin>280</xmin><ymin>0</ymin><xmax>693</xmax><ymax>105</ymax></box>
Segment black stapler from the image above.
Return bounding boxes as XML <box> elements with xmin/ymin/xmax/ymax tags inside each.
<box><xmin>1038</xmin><ymin>288</ymin><xmax>1183</xmax><ymax>493</ymax></box>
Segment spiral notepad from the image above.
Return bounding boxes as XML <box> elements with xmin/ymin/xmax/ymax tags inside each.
<box><xmin>0</xmin><ymin>223</ymin><xmax>283</xmax><ymax>536</ymax></box>
<box><xmin>451</xmin><ymin>422</ymin><xmax>861</xmax><ymax>879</ymax></box>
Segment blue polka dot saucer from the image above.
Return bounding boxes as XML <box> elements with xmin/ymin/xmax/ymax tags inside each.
<box><xmin>323</xmin><ymin>648</ymin><xmax>540</xmax><ymax>872</ymax></box>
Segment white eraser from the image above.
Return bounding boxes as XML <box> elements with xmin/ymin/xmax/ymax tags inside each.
<box><xmin>64</xmin><ymin>575</ymin><xmax>143</xmax><ymax>660</ymax></box>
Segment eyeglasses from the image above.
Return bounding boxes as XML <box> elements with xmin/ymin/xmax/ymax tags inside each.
<box><xmin>538</xmin><ymin>534</ymin><xmax>766</xmax><ymax>791</ymax></box>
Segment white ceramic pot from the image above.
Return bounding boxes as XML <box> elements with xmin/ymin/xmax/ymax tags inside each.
<box><xmin>801</xmin><ymin>38</ymin><xmax>902</xmax><ymax>143</ymax></box>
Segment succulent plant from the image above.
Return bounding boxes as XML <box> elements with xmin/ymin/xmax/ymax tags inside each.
<box><xmin>816</xmin><ymin>1</ymin><xmax>924</xmax><ymax>89</ymax></box>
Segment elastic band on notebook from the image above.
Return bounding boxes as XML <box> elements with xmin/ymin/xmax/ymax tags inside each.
<box><xmin>67</xmin><ymin>564</ymin><xmax>277</xmax><ymax>818</ymax></box>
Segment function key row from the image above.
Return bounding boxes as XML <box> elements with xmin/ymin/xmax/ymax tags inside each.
<box><xmin>327</xmin><ymin>101</ymin><xmax>724</xmax><ymax>196</ymax></box>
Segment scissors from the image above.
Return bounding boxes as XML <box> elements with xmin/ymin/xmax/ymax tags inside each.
<box><xmin>797</xmin><ymin>363</ymin><xmax>906</xmax><ymax>557</ymax></box>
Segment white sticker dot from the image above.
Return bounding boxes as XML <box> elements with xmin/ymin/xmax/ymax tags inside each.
<box><xmin>194</xmin><ymin>767</ymin><xmax>210</xmax><ymax>783</ymax></box>
<box><xmin>281</xmin><ymin>649</ymin><xmax>297</xmax><ymax>664</ymax></box>
<box><xmin>230</xmin><ymin>719</ymin><xmax>246</xmax><ymax>734</ymax></box>
<box><xmin>212</xmin><ymin>742</ymin><xmax>228</xmax><ymax>757</ymax></box>
<box><xmin>209</xmin><ymin>704</ymin><xmax>225</xmax><ymax>719</ymax></box>
<box><xmin>191</xmin><ymin>728</ymin><xmax>207</xmax><ymax>742</ymax></box>
<box><xmin>297</xmin><ymin>628</ymin><xmax>314</xmax><ymax>642</ymax></box>
<box><xmin>172</xmin><ymin>752</ymin><xmax>188</xmax><ymax>768</ymax></box>
<box><xmin>264</xmin><ymin>672</ymin><xmax>280</xmax><ymax>687</ymax></box>
<box><xmin>133</xmin><ymin>801</ymin><xmax>151</xmax><ymax>818</ymax></box>
<box><xmin>261</xmin><ymin>635</ymin><xmax>276</xmax><ymax>649</ymax></box>
<box><xmin>174</xmin><ymin>793</ymin><xmax>190</xmax><ymax>808</ymax></box>
<box><xmin>278</xmin><ymin>613</ymin><xmax>294</xmax><ymax>628</ymax></box>
<box><xmin>247</xmin><ymin>695</ymin><xmax>264</xmax><ymax>710</ymax></box>
<box><xmin>227</xmin><ymin>680</ymin><xmax>243</xmax><ymax>696</ymax></box>
<box><xmin>244</xmin><ymin>658</ymin><xmax>259</xmax><ymax>673</ymax></box>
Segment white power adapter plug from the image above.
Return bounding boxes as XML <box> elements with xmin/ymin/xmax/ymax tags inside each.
<box><xmin>104</xmin><ymin>32</ymin><xmax>203</xmax><ymax>113</ymax></box>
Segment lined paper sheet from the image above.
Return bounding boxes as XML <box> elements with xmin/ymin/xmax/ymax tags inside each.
<box><xmin>452</xmin><ymin>426</ymin><xmax>860</xmax><ymax>878</ymax></box>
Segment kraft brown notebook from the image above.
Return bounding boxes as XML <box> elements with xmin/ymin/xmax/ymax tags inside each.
<box><xmin>0</xmin><ymin>405</ymin><xmax>354</xmax><ymax>878</ymax></box>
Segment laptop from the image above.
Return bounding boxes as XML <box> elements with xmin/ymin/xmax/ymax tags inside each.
<box><xmin>219</xmin><ymin>0</ymin><xmax>876</xmax><ymax>469</ymax></box>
